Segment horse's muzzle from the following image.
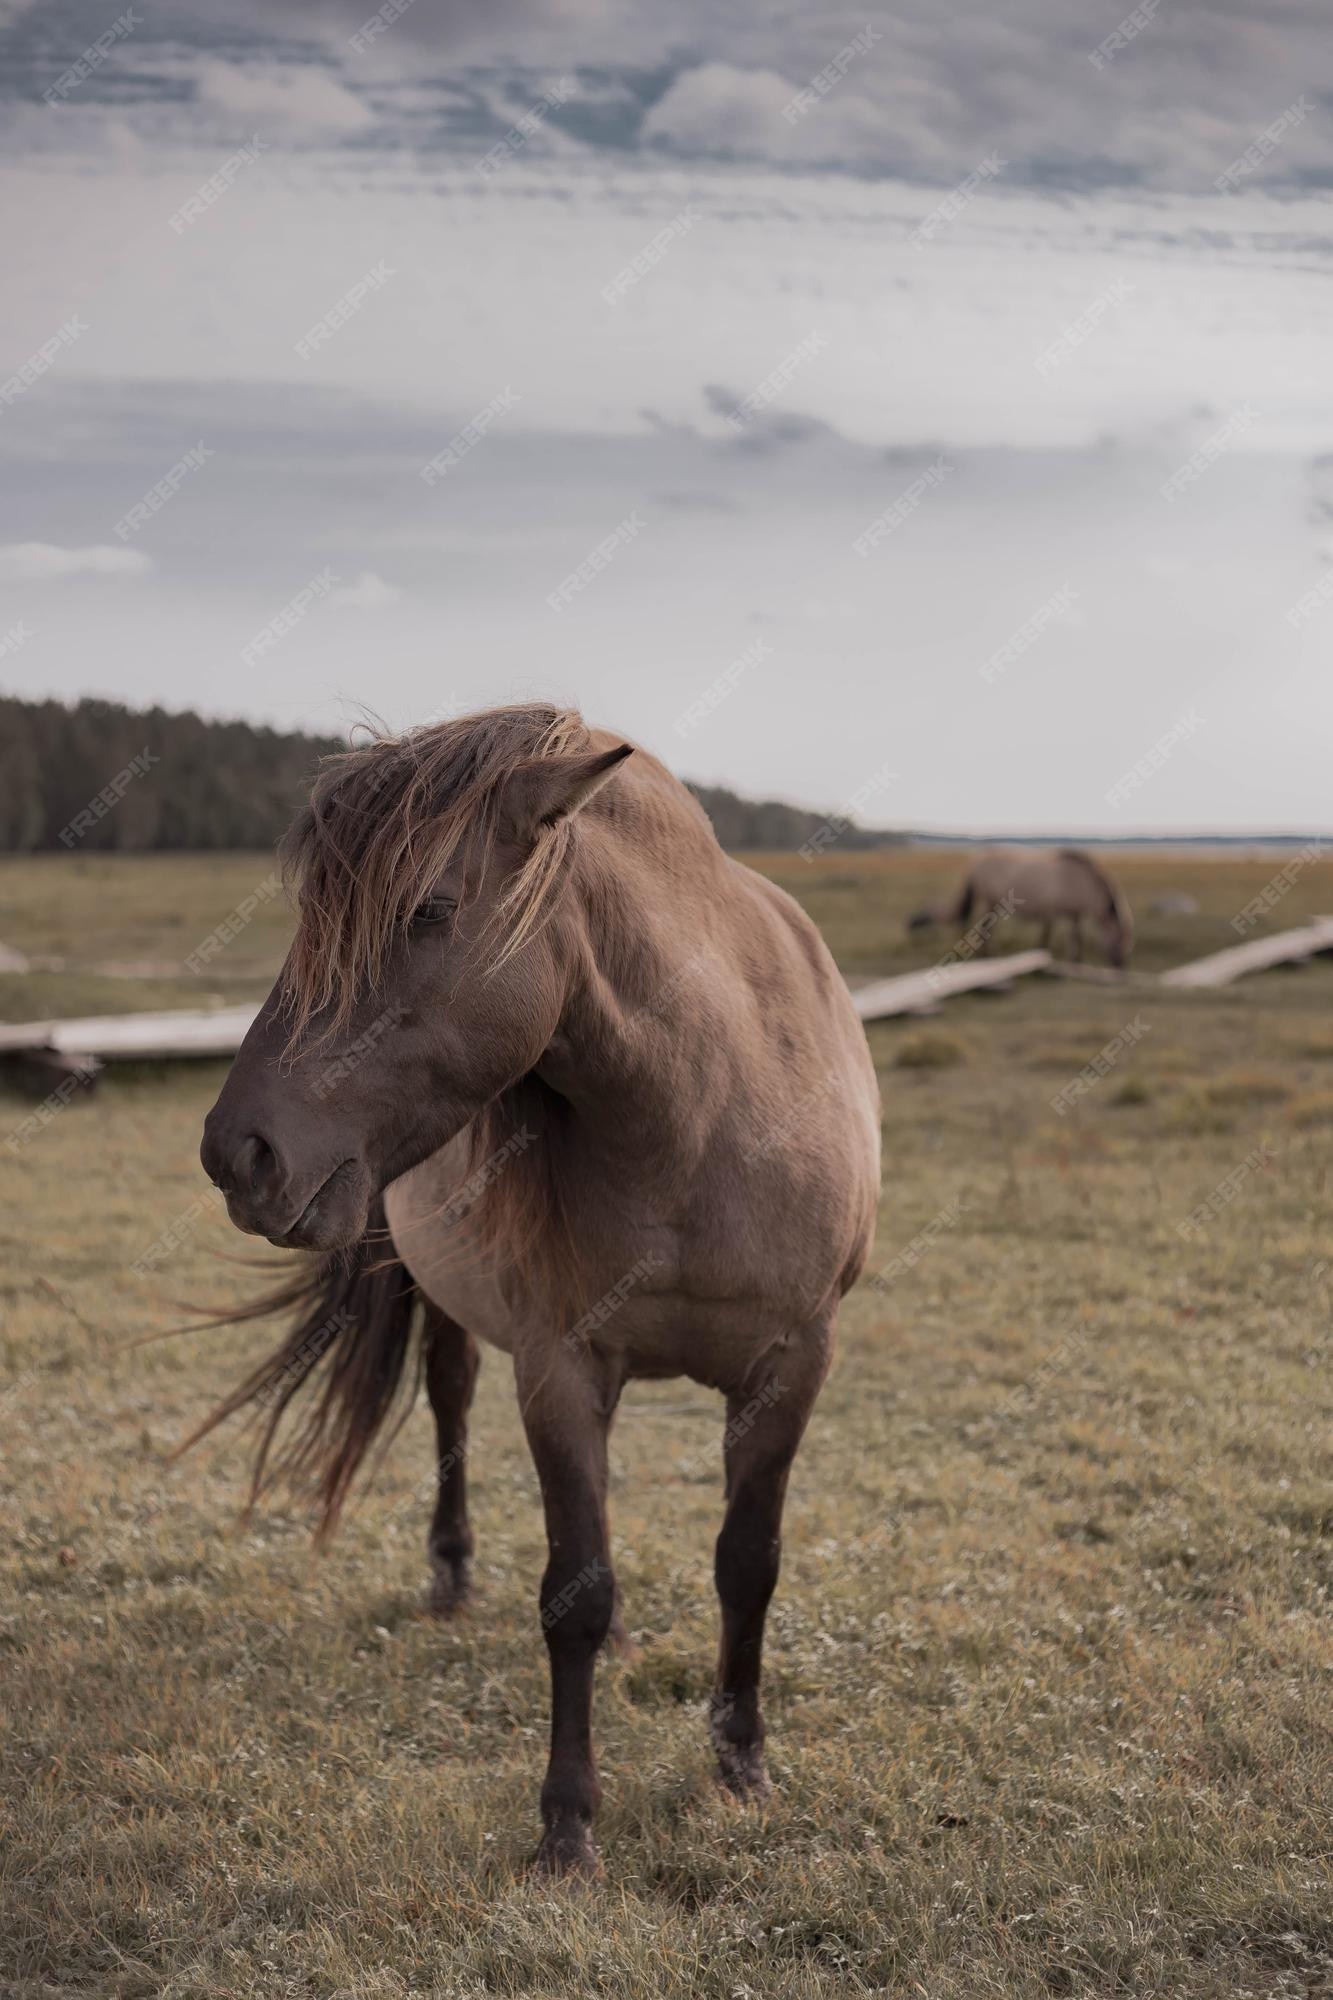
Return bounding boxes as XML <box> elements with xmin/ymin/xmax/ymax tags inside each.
<box><xmin>200</xmin><ymin>1114</ymin><xmax>369</xmax><ymax>1251</ymax></box>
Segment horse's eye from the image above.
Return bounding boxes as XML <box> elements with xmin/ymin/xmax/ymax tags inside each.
<box><xmin>411</xmin><ymin>897</ymin><xmax>456</xmax><ymax>930</ymax></box>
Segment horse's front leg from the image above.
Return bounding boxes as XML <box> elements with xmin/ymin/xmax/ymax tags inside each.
<box><xmin>423</xmin><ymin>1306</ymin><xmax>479</xmax><ymax>1614</ymax></box>
<box><xmin>711</xmin><ymin>1327</ymin><xmax>831</xmax><ymax>1800</ymax></box>
<box><xmin>516</xmin><ymin>1339</ymin><xmax>619</xmax><ymax>1878</ymax></box>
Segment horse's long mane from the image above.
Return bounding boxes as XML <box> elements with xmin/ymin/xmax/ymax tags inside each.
<box><xmin>280</xmin><ymin>702</ymin><xmax>592</xmax><ymax>1051</ymax></box>
<box><xmin>1058</xmin><ymin>846</ymin><xmax>1132</xmax><ymax>933</ymax></box>
<box><xmin>281</xmin><ymin>702</ymin><xmax>599</xmax><ymax>1323</ymax></box>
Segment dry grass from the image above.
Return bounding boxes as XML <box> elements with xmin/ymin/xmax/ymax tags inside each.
<box><xmin>1</xmin><ymin>850</ymin><xmax>1331</xmax><ymax>1998</ymax></box>
<box><xmin>893</xmin><ymin>1029</ymin><xmax>970</xmax><ymax>1070</ymax></box>
<box><xmin>1203</xmin><ymin>1071</ymin><xmax>1292</xmax><ymax>1108</ymax></box>
<box><xmin>1285</xmin><ymin>1090</ymin><xmax>1333</xmax><ymax>1130</ymax></box>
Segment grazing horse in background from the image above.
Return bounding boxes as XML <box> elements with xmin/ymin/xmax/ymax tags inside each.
<box><xmin>909</xmin><ymin>847</ymin><xmax>1133</xmax><ymax>967</ymax></box>
<box><xmin>192</xmin><ymin>704</ymin><xmax>881</xmax><ymax>1878</ymax></box>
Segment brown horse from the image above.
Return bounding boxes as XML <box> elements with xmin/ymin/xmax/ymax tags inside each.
<box><xmin>193</xmin><ymin>704</ymin><xmax>880</xmax><ymax>1877</ymax></box>
<box><xmin>908</xmin><ymin>846</ymin><xmax>1133</xmax><ymax>967</ymax></box>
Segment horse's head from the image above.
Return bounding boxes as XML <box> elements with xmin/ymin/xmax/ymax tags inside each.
<box><xmin>1101</xmin><ymin>900</ymin><xmax>1133</xmax><ymax>969</ymax></box>
<box><xmin>200</xmin><ymin>709</ymin><xmax>631</xmax><ymax>1251</ymax></box>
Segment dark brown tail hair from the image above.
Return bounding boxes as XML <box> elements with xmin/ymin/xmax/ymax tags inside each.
<box><xmin>175</xmin><ymin>1203</ymin><xmax>422</xmax><ymax>1540</ymax></box>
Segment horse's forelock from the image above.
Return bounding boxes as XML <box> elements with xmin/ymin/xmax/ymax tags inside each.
<box><xmin>277</xmin><ymin>703</ymin><xmax>592</xmax><ymax>1051</ymax></box>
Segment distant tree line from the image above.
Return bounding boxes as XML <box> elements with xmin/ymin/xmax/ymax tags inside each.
<box><xmin>686</xmin><ymin>780</ymin><xmax>903</xmax><ymax>854</ymax></box>
<box><xmin>0</xmin><ymin>699</ymin><xmax>341</xmax><ymax>852</ymax></box>
<box><xmin>0</xmin><ymin>696</ymin><xmax>904</xmax><ymax>854</ymax></box>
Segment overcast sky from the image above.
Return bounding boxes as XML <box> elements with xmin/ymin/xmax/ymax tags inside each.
<box><xmin>2</xmin><ymin>0</ymin><xmax>1331</xmax><ymax>831</ymax></box>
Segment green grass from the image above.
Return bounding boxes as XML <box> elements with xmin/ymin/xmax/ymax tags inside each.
<box><xmin>1</xmin><ymin>852</ymin><xmax>1331</xmax><ymax>1997</ymax></box>
<box><xmin>0</xmin><ymin>852</ymin><xmax>290</xmax><ymax>1023</ymax></box>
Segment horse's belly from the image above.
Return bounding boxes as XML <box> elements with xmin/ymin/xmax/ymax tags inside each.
<box><xmin>383</xmin><ymin>1144</ymin><xmax>804</xmax><ymax>1391</ymax></box>
<box><xmin>383</xmin><ymin>1104</ymin><xmax>869</xmax><ymax>1393</ymax></box>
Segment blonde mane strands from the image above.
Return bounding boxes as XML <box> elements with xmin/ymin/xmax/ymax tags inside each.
<box><xmin>278</xmin><ymin>704</ymin><xmax>590</xmax><ymax>1053</ymax></box>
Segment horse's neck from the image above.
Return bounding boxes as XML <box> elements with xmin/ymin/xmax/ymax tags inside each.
<box><xmin>537</xmin><ymin>832</ymin><xmax>725</xmax><ymax>1132</ymax></box>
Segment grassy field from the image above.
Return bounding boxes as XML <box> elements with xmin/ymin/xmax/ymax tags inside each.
<box><xmin>1</xmin><ymin>850</ymin><xmax>1330</xmax><ymax>1999</ymax></box>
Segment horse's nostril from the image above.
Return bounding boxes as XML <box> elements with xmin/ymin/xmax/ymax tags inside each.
<box><xmin>235</xmin><ymin>1132</ymin><xmax>278</xmax><ymax>1198</ymax></box>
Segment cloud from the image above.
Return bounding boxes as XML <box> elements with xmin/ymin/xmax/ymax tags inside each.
<box><xmin>652</xmin><ymin>489</ymin><xmax>739</xmax><ymax>514</ymax></box>
<box><xmin>632</xmin><ymin>19</ymin><xmax>1333</xmax><ymax>190</ymax></box>
<box><xmin>328</xmin><ymin>570</ymin><xmax>402</xmax><ymax>608</ymax></box>
<box><xmin>639</xmin><ymin>58</ymin><xmax>904</xmax><ymax>175</ymax></box>
<box><xmin>0</xmin><ymin>544</ymin><xmax>152</xmax><ymax>581</ymax></box>
<box><xmin>641</xmin><ymin>63</ymin><xmax>801</xmax><ymax>158</ymax></box>
<box><xmin>218</xmin><ymin>0</ymin><xmax>595</xmax><ymax>58</ymax></box>
<box><xmin>702</xmin><ymin>384</ymin><xmax>839</xmax><ymax>455</ymax></box>
<box><xmin>189</xmin><ymin>59</ymin><xmax>374</xmax><ymax>138</ymax></box>
<box><xmin>5</xmin><ymin>0</ymin><xmax>1333</xmax><ymax>190</ymax></box>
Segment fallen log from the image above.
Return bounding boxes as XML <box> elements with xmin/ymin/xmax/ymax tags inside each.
<box><xmin>853</xmin><ymin>949</ymin><xmax>1051</xmax><ymax>1022</ymax></box>
<box><xmin>0</xmin><ymin>1003</ymin><xmax>260</xmax><ymax>1062</ymax></box>
<box><xmin>1159</xmin><ymin>917</ymin><xmax>1333</xmax><ymax>989</ymax></box>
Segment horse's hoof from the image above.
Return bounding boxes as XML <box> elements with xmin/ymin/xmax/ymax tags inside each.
<box><xmin>530</xmin><ymin>1824</ymin><xmax>603</xmax><ymax>1882</ymax></box>
<box><xmin>426</xmin><ymin>1561</ymin><xmax>472</xmax><ymax>1618</ymax></box>
<box><xmin>714</xmin><ymin>1745</ymin><xmax>772</xmax><ymax>1804</ymax></box>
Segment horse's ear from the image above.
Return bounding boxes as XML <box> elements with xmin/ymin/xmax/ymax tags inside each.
<box><xmin>502</xmin><ymin>743</ymin><xmax>633</xmax><ymax>840</ymax></box>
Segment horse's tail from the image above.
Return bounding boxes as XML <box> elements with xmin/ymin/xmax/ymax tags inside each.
<box><xmin>173</xmin><ymin>1202</ymin><xmax>422</xmax><ymax>1540</ymax></box>
<box><xmin>908</xmin><ymin>872</ymin><xmax>975</xmax><ymax>933</ymax></box>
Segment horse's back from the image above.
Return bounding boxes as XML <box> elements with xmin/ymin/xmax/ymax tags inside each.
<box><xmin>716</xmin><ymin>855</ymin><xmax>881</xmax><ymax>1288</ymax></box>
<box><xmin>969</xmin><ymin>846</ymin><xmax>1102</xmax><ymax>918</ymax></box>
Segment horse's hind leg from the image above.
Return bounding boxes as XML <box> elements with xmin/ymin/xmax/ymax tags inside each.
<box><xmin>423</xmin><ymin>1304</ymin><xmax>480</xmax><ymax>1615</ymax></box>
<box><xmin>711</xmin><ymin>1324</ymin><xmax>833</xmax><ymax>1801</ymax></box>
